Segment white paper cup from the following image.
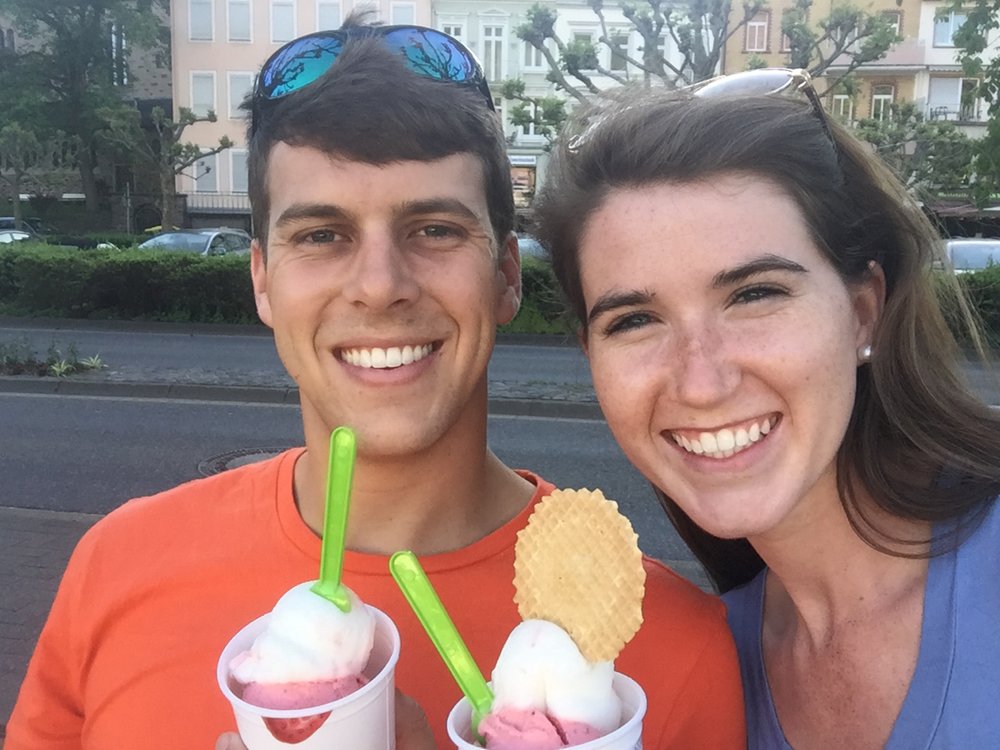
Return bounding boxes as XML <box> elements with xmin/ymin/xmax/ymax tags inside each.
<box><xmin>446</xmin><ymin>673</ymin><xmax>646</xmax><ymax>750</ymax></box>
<box><xmin>218</xmin><ymin>605</ymin><xmax>400</xmax><ymax>749</ymax></box>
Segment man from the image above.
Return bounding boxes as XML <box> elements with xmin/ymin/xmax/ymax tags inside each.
<box><xmin>8</xmin><ymin>19</ymin><xmax>745</xmax><ymax>749</ymax></box>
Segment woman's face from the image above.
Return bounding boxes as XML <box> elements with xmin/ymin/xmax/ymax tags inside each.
<box><xmin>578</xmin><ymin>174</ymin><xmax>881</xmax><ymax>542</ymax></box>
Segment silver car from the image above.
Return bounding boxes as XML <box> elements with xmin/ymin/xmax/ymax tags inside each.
<box><xmin>942</xmin><ymin>238</ymin><xmax>1000</xmax><ymax>273</ymax></box>
<box><xmin>138</xmin><ymin>228</ymin><xmax>252</xmax><ymax>256</ymax></box>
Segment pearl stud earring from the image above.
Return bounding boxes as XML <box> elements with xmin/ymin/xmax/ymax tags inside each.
<box><xmin>858</xmin><ymin>344</ymin><xmax>872</xmax><ymax>363</ymax></box>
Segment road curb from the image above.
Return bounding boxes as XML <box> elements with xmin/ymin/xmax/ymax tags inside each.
<box><xmin>0</xmin><ymin>376</ymin><xmax>604</xmax><ymax>420</ymax></box>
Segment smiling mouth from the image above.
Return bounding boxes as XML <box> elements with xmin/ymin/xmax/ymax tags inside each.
<box><xmin>339</xmin><ymin>343</ymin><xmax>435</xmax><ymax>370</ymax></box>
<box><xmin>668</xmin><ymin>415</ymin><xmax>778</xmax><ymax>459</ymax></box>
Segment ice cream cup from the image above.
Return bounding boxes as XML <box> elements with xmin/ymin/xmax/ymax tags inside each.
<box><xmin>446</xmin><ymin>673</ymin><xmax>647</xmax><ymax>750</ymax></box>
<box><xmin>218</xmin><ymin>605</ymin><xmax>401</xmax><ymax>750</ymax></box>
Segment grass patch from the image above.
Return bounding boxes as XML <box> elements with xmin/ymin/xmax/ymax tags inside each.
<box><xmin>0</xmin><ymin>337</ymin><xmax>107</xmax><ymax>377</ymax></box>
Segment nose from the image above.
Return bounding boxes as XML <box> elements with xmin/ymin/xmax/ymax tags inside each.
<box><xmin>668</xmin><ymin>324</ymin><xmax>741</xmax><ymax>407</ymax></box>
<box><xmin>341</xmin><ymin>231</ymin><xmax>419</xmax><ymax>310</ymax></box>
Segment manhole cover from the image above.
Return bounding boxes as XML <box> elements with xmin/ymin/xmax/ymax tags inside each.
<box><xmin>198</xmin><ymin>447</ymin><xmax>291</xmax><ymax>476</ymax></box>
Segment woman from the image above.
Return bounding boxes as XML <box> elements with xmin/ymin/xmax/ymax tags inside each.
<box><xmin>533</xmin><ymin>70</ymin><xmax>1000</xmax><ymax>749</ymax></box>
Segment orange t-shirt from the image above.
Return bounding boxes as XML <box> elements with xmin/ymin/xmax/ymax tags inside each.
<box><xmin>8</xmin><ymin>449</ymin><xmax>745</xmax><ymax>749</ymax></box>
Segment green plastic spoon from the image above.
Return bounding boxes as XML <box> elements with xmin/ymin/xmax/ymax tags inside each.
<box><xmin>310</xmin><ymin>426</ymin><xmax>356</xmax><ymax>613</ymax></box>
<box><xmin>389</xmin><ymin>550</ymin><xmax>494</xmax><ymax>740</ymax></box>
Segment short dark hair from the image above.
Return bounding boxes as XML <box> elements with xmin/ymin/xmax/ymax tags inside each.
<box><xmin>534</xmin><ymin>88</ymin><xmax>1000</xmax><ymax>592</ymax></box>
<box><xmin>244</xmin><ymin>17</ymin><xmax>514</xmax><ymax>249</ymax></box>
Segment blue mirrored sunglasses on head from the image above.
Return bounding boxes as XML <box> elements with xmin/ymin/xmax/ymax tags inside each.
<box><xmin>251</xmin><ymin>24</ymin><xmax>495</xmax><ymax>131</ymax></box>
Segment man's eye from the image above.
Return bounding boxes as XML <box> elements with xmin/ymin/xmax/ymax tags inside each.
<box><xmin>302</xmin><ymin>228</ymin><xmax>340</xmax><ymax>244</ymax></box>
<box><xmin>603</xmin><ymin>311</ymin><xmax>654</xmax><ymax>336</ymax></box>
<box><xmin>416</xmin><ymin>225</ymin><xmax>460</xmax><ymax>239</ymax></box>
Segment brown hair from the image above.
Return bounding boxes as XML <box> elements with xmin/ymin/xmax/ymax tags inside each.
<box><xmin>534</xmin><ymin>88</ymin><xmax>1000</xmax><ymax>592</ymax></box>
<box><xmin>243</xmin><ymin>14</ymin><xmax>514</xmax><ymax>249</ymax></box>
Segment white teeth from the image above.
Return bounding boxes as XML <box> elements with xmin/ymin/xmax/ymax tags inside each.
<box><xmin>342</xmin><ymin>344</ymin><xmax>433</xmax><ymax>369</ymax></box>
<box><xmin>699</xmin><ymin>432</ymin><xmax>718</xmax><ymax>453</ymax></box>
<box><xmin>716</xmin><ymin>429</ymin><xmax>735</xmax><ymax>452</ymax></box>
<box><xmin>673</xmin><ymin>417</ymin><xmax>775</xmax><ymax>460</ymax></box>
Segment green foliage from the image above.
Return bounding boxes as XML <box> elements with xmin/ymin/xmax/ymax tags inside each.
<box><xmin>0</xmin><ymin>245</ymin><xmax>257</xmax><ymax>323</ymax></box>
<box><xmin>953</xmin><ymin>265</ymin><xmax>1000</xmax><ymax>347</ymax></box>
<box><xmin>98</xmin><ymin>105</ymin><xmax>233</xmax><ymax>230</ymax></box>
<box><xmin>0</xmin><ymin>247</ymin><xmax>570</xmax><ymax>334</ymax></box>
<box><xmin>500</xmin><ymin>257</ymin><xmax>572</xmax><ymax>335</ymax></box>
<box><xmin>0</xmin><ymin>336</ymin><xmax>104</xmax><ymax>377</ymax></box>
<box><xmin>855</xmin><ymin>103</ymin><xmax>975</xmax><ymax>194</ymax></box>
<box><xmin>0</xmin><ymin>0</ymin><xmax>169</xmax><ymax>209</ymax></box>
<box><xmin>782</xmin><ymin>0</ymin><xmax>901</xmax><ymax>92</ymax></box>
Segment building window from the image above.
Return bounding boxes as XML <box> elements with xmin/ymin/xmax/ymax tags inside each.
<box><xmin>390</xmin><ymin>2</ymin><xmax>415</xmax><ymax>25</ymax></box>
<box><xmin>317</xmin><ymin>0</ymin><xmax>340</xmax><ymax>29</ymax></box>
<box><xmin>482</xmin><ymin>24</ymin><xmax>505</xmax><ymax>82</ymax></box>
<box><xmin>195</xmin><ymin>153</ymin><xmax>218</xmax><ymax>193</ymax></box>
<box><xmin>881</xmin><ymin>10</ymin><xmax>902</xmax><ymax>36</ymax></box>
<box><xmin>933</xmin><ymin>11</ymin><xmax>967</xmax><ymax>47</ymax></box>
<box><xmin>231</xmin><ymin>150</ymin><xmax>249</xmax><ymax>193</ymax></box>
<box><xmin>831</xmin><ymin>93</ymin><xmax>854</xmax><ymax>122</ymax></box>
<box><xmin>745</xmin><ymin>12</ymin><xmax>769</xmax><ymax>53</ymax></box>
<box><xmin>608</xmin><ymin>30</ymin><xmax>629</xmax><ymax>72</ymax></box>
<box><xmin>191</xmin><ymin>72</ymin><xmax>216</xmax><ymax>117</ymax></box>
<box><xmin>871</xmin><ymin>84</ymin><xmax>894</xmax><ymax>121</ymax></box>
<box><xmin>271</xmin><ymin>0</ymin><xmax>295</xmax><ymax>43</ymax></box>
<box><xmin>228</xmin><ymin>0</ymin><xmax>251</xmax><ymax>41</ymax></box>
<box><xmin>110</xmin><ymin>23</ymin><xmax>128</xmax><ymax>86</ymax></box>
<box><xmin>441</xmin><ymin>23</ymin><xmax>463</xmax><ymax>42</ymax></box>
<box><xmin>928</xmin><ymin>76</ymin><xmax>980</xmax><ymax>121</ymax></box>
<box><xmin>228</xmin><ymin>72</ymin><xmax>254</xmax><ymax>118</ymax></box>
<box><xmin>190</xmin><ymin>0</ymin><xmax>213</xmax><ymax>41</ymax></box>
<box><xmin>523</xmin><ymin>40</ymin><xmax>544</xmax><ymax>69</ymax></box>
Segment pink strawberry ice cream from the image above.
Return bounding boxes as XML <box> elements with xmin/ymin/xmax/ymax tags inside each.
<box><xmin>478</xmin><ymin>619</ymin><xmax>622</xmax><ymax>749</ymax></box>
<box><xmin>229</xmin><ymin>581</ymin><xmax>375</xmax><ymax>709</ymax></box>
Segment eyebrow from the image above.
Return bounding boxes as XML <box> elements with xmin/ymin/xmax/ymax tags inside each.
<box><xmin>712</xmin><ymin>254</ymin><xmax>808</xmax><ymax>288</ymax></box>
<box><xmin>274</xmin><ymin>202</ymin><xmax>351</xmax><ymax>228</ymax></box>
<box><xmin>585</xmin><ymin>254</ymin><xmax>808</xmax><ymax>325</ymax></box>
<box><xmin>587</xmin><ymin>289</ymin><xmax>654</xmax><ymax>325</ymax></box>
<box><xmin>395</xmin><ymin>198</ymin><xmax>483</xmax><ymax>225</ymax></box>
<box><xmin>272</xmin><ymin>198</ymin><xmax>485</xmax><ymax>229</ymax></box>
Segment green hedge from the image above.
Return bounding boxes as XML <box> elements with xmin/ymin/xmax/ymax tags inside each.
<box><xmin>0</xmin><ymin>245</ymin><xmax>258</xmax><ymax>323</ymax></box>
<box><xmin>0</xmin><ymin>245</ymin><xmax>572</xmax><ymax>332</ymax></box>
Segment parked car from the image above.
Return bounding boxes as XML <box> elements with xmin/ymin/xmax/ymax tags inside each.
<box><xmin>137</xmin><ymin>228</ymin><xmax>252</xmax><ymax>256</ymax></box>
<box><xmin>940</xmin><ymin>238</ymin><xmax>1000</xmax><ymax>273</ymax></box>
<box><xmin>0</xmin><ymin>230</ymin><xmax>34</xmax><ymax>244</ymax></box>
<box><xmin>0</xmin><ymin>217</ymin><xmax>58</xmax><ymax>236</ymax></box>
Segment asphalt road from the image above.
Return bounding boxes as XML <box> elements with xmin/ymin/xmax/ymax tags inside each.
<box><xmin>0</xmin><ymin>391</ymin><xmax>686</xmax><ymax>563</ymax></box>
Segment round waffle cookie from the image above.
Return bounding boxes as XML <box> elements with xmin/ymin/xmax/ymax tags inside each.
<box><xmin>513</xmin><ymin>488</ymin><xmax>646</xmax><ymax>663</ymax></box>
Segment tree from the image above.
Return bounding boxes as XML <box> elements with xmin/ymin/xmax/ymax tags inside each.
<box><xmin>99</xmin><ymin>106</ymin><xmax>233</xmax><ymax>232</ymax></box>
<box><xmin>0</xmin><ymin>0</ymin><xmax>167</xmax><ymax>213</ymax></box>
<box><xmin>507</xmin><ymin>0</ymin><xmax>899</xmax><ymax>140</ymax></box>
<box><xmin>855</xmin><ymin>102</ymin><xmax>975</xmax><ymax>196</ymax></box>
<box><xmin>0</xmin><ymin>125</ymin><xmax>78</xmax><ymax>227</ymax></box>
<box><xmin>950</xmin><ymin>0</ymin><xmax>1000</xmax><ymax>117</ymax></box>
<box><xmin>781</xmin><ymin>0</ymin><xmax>902</xmax><ymax>95</ymax></box>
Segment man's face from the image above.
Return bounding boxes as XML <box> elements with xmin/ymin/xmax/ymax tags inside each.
<box><xmin>251</xmin><ymin>144</ymin><xmax>521</xmax><ymax>458</ymax></box>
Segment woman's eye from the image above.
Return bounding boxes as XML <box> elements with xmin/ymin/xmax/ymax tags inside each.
<box><xmin>731</xmin><ymin>284</ymin><xmax>787</xmax><ymax>305</ymax></box>
<box><xmin>604</xmin><ymin>311</ymin><xmax>654</xmax><ymax>336</ymax></box>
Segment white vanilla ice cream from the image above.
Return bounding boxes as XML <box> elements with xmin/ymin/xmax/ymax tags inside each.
<box><xmin>231</xmin><ymin>582</ymin><xmax>375</xmax><ymax>684</ymax></box>
<box><xmin>490</xmin><ymin>619</ymin><xmax>623</xmax><ymax>733</ymax></box>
